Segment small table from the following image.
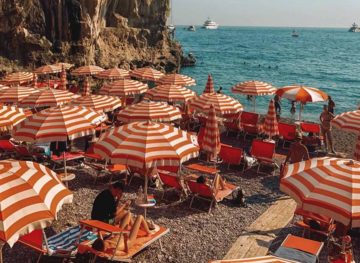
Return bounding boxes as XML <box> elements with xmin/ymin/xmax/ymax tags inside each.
<box><xmin>57</xmin><ymin>173</ymin><xmax>76</xmax><ymax>188</ymax></box>
<box><xmin>135</xmin><ymin>198</ymin><xmax>156</xmax><ymax>220</ymax></box>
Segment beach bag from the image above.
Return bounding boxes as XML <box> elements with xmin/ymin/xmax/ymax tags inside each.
<box><xmin>232</xmin><ymin>188</ymin><xmax>247</xmax><ymax>207</ymax></box>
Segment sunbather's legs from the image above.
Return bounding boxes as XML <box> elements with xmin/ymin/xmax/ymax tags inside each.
<box><xmin>128</xmin><ymin>215</ymin><xmax>151</xmax><ymax>244</ymax></box>
<box><xmin>115</xmin><ymin>210</ymin><xmax>133</xmax><ymax>228</ymax></box>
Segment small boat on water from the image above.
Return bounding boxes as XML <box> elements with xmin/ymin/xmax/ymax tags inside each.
<box><xmin>349</xmin><ymin>22</ymin><xmax>360</xmax><ymax>32</ymax></box>
<box><xmin>187</xmin><ymin>25</ymin><xmax>196</xmax><ymax>31</ymax></box>
<box><xmin>202</xmin><ymin>18</ymin><xmax>218</xmax><ymax>29</ymax></box>
<box><xmin>291</xmin><ymin>30</ymin><xmax>299</xmax><ymax>37</ymax></box>
<box><xmin>168</xmin><ymin>24</ymin><xmax>175</xmax><ymax>31</ymax></box>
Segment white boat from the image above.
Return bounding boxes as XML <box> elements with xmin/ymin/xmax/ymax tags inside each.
<box><xmin>291</xmin><ymin>30</ymin><xmax>299</xmax><ymax>37</ymax></box>
<box><xmin>202</xmin><ymin>18</ymin><xmax>218</xmax><ymax>29</ymax></box>
<box><xmin>187</xmin><ymin>25</ymin><xmax>196</xmax><ymax>31</ymax></box>
<box><xmin>168</xmin><ymin>24</ymin><xmax>175</xmax><ymax>31</ymax></box>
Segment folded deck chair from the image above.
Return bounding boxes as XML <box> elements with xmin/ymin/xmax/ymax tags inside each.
<box><xmin>77</xmin><ymin>220</ymin><xmax>169</xmax><ymax>263</ymax></box>
<box><xmin>274</xmin><ymin>234</ymin><xmax>324</xmax><ymax>263</ymax></box>
<box><xmin>0</xmin><ymin>140</ymin><xmax>16</xmax><ymax>158</ymax></box>
<box><xmin>187</xmin><ymin>178</ymin><xmax>238</xmax><ymax>213</ymax></box>
<box><xmin>18</xmin><ymin>225</ymin><xmax>98</xmax><ymax>262</ymax></box>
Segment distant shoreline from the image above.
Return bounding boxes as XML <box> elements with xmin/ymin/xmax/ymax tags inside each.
<box><xmin>175</xmin><ymin>25</ymin><xmax>348</xmax><ymax>30</ymax></box>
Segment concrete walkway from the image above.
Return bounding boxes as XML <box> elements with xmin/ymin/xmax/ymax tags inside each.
<box><xmin>224</xmin><ymin>197</ymin><xmax>297</xmax><ymax>260</ymax></box>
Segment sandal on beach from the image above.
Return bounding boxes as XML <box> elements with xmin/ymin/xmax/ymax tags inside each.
<box><xmin>147</xmin><ymin>219</ymin><xmax>156</xmax><ymax>231</ymax></box>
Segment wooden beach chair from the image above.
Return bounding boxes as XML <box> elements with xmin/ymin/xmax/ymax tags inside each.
<box><xmin>250</xmin><ymin>139</ymin><xmax>277</xmax><ymax>175</ymax></box>
<box><xmin>274</xmin><ymin>234</ymin><xmax>324</xmax><ymax>263</ymax></box>
<box><xmin>18</xmin><ymin>225</ymin><xmax>98</xmax><ymax>262</ymax></box>
<box><xmin>158</xmin><ymin>169</ymin><xmax>187</xmax><ymax>201</ymax></box>
<box><xmin>77</xmin><ymin>220</ymin><xmax>169</xmax><ymax>262</ymax></box>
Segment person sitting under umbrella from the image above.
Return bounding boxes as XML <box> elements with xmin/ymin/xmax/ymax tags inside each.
<box><xmin>91</xmin><ymin>181</ymin><xmax>128</xmax><ymax>224</ymax></box>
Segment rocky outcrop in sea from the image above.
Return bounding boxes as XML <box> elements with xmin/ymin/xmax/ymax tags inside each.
<box><xmin>0</xmin><ymin>0</ymin><xmax>181</xmax><ymax>73</ymax></box>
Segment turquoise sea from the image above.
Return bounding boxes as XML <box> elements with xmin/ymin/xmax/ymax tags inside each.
<box><xmin>176</xmin><ymin>27</ymin><xmax>360</xmax><ymax>121</ymax></box>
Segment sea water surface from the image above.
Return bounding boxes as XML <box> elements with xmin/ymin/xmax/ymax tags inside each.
<box><xmin>176</xmin><ymin>27</ymin><xmax>360</xmax><ymax>121</ymax></box>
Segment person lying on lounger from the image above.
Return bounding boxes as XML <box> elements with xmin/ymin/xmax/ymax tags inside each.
<box><xmin>92</xmin><ymin>215</ymin><xmax>155</xmax><ymax>255</ymax></box>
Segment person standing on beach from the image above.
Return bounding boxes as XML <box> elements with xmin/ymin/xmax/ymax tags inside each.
<box><xmin>217</xmin><ymin>86</ymin><xmax>223</xmax><ymax>94</ymax></box>
<box><xmin>320</xmin><ymin>105</ymin><xmax>335</xmax><ymax>154</ymax></box>
<box><xmin>274</xmin><ymin>94</ymin><xmax>281</xmax><ymax>115</ymax></box>
<box><xmin>290</xmin><ymin>101</ymin><xmax>296</xmax><ymax>118</ymax></box>
<box><xmin>328</xmin><ymin>96</ymin><xmax>335</xmax><ymax>114</ymax></box>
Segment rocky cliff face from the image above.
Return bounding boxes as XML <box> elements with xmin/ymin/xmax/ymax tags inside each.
<box><xmin>0</xmin><ymin>0</ymin><xmax>181</xmax><ymax>72</ymax></box>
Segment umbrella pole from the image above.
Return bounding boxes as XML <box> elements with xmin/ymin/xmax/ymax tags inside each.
<box><xmin>298</xmin><ymin>103</ymin><xmax>302</xmax><ymax>121</ymax></box>
<box><xmin>144</xmin><ymin>169</ymin><xmax>148</xmax><ymax>203</ymax></box>
<box><xmin>0</xmin><ymin>241</ymin><xmax>4</xmax><ymax>263</ymax></box>
<box><xmin>253</xmin><ymin>98</ymin><xmax>256</xmax><ymax>112</ymax></box>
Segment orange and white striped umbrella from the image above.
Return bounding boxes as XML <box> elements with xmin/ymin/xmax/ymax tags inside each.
<box><xmin>71</xmin><ymin>95</ymin><xmax>122</xmax><ymax>112</ymax></box>
<box><xmin>157</xmin><ymin>73</ymin><xmax>196</xmax><ymax>86</ymax></box>
<box><xmin>201</xmin><ymin>105</ymin><xmax>220</xmax><ymax>159</ymax></box>
<box><xmin>0</xmin><ymin>86</ymin><xmax>39</xmax><ymax>104</ymax></box>
<box><xmin>210</xmin><ymin>255</ymin><xmax>294</xmax><ymax>263</ymax></box>
<box><xmin>332</xmin><ymin>110</ymin><xmax>360</xmax><ymax>160</ymax></box>
<box><xmin>117</xmin><ymin>100</ymin><xmax>182</xmax><ymax>123</ymax></box>
<box><xmin>12</xmin><ymin>106</ymin><xmax>105</xmax><ymax>142</ymax></box>
<box><xmin>82</xmin><ymin>77</ymin><xmax>91</xmax><ymax>96</ymax></box>
<box><xmin>99</xmin><ymin>79</ymin><xmax>148</xmax><ymax>96</ymax></box>
<box><xmin>0</xmin><ymin>85</ymin><xmax>9</xmax><ymax>91</ymax></box>
<box><xmin>275</xmin><ymin>85</ymin><xmax>328</xmax><ymax>104</ymax></box>
<box><xmin>280</xmin><ymin>157</ymin><xmax>360</xmax><ymax>227</ymax></box>
<box><xmin>0</xmin><ymin>106</ymin><xmax>27</xmax><ymax>132</ymax></box>
<box><xmin>145</xmin><ymin>84</ymin><xmax>196</xmax><ymax>103</ymax></box>
<box><xmin>94</xmin><ymin>121</ymin><xmax>199</xmax><ymax>168</ymax></box>
<box><xmin>188</xmin><ymin>93</ymin><xmax>243</xmax><ymax>116</ymax></box>
<box><xmin>2</xmin><ymin>72</ymin><xmax>33</xmax><ymax>85</ymax></box>
<box><xmin>33</xmin><ymin>65</ymin><xmax>61</xmax><ymax>75</ymax></box>
<box><xmin>18</xmin><ymin>89</ymin><xmax>76</xmax><ymax>108</ymax></box>
<box><xmin>71</xmin><ymin>65</ymin><xmax>104</xmax><ymax>76</ymax></box>
<box><xmin>0</xmin><ymin>160</ymin><xmax>72</xmax><ymax>247</ymax></box>
<box><xmin>53</xmin><ymin>62</ymin><xmax>74</xmax><ymax>70</ymax></box>
<box><xmin>231</xmin><ymin>80</ymin><xmax>276</xmax><ymax>96</ymax></box>
<box><xmin>332</xmin><ymin>110</ymin><xmax>360</xmax><ymax>133</ymax></box>
<box><xmin>262</xmin><ymin>99</ymin><xmax>279</xmax><ymax>138</ymax></box>
<box><xmin>96</xmin><ymin>67</ymin><xmax>130</xmax><ymax>80</ymax></box>
<box><xmin>130</xmin><ymin>67</ymin><xmax>164</xmax><ymax>81</ymax></box>
<box><xmin>203</xmin><ymin>74</ymin><xmax>215</xmax><ymax>93</ymax></box>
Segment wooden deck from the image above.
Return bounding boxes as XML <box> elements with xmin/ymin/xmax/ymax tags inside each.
<box><xmin>224</xmin><ymin>197</ymin><xmax>297</xmax><ymax>260</ymax></box>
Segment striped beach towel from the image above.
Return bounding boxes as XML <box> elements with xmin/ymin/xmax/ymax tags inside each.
<box><xmin>47</xmin><ymin>226</ymin><xmax>98</xmax><ymax>255</ymax></box>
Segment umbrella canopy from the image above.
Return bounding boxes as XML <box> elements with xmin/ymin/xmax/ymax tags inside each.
<box><xmin>0</xmin><ymin>106</ymin><xmax>27</xmax><ymax>132</ymax></box>
<box><xmin>275</xmin><ymin>85</ymin><xmax>328</xmax><ymax>104</ymax></box>
<box><xmin>203</xmin><ymin>74</ymin><xmax>215</xmax><ymax>93</ymax></box>
<box><xmin>0</xmin><ymin>85</ymin><xmax>9</xmax><ymax>91</ymax></box>
<box><xmin>145</xmin><ymin>84</ymin><xmax>196</xmax><ymax>103</ymax></box>
<box><xmin>71</xmin><ymin>95</ymin><xmax>122</xmax><ymax>112</ymax></box>
<box><xmin>130</xmin><ymin>67</ymin><xmax>164</xmax><ymax>81</ymax></box>
<box><xmin>18</xmin><ymin>89</ymin><xmax>76</xmax><ymax>108</ymax></box>
<box><xmin>96</xmin><ymin>68</ymin><xmax>130</xmax><ymax>80</ymax></box>
<box><xmin>201</xmin><ymin>105</ymin><xmax>220</xmax><ymax>159</ymax></box>
<box><xmin>0</xmin><ymin>86</ymin><xmax>39</xmax><ymax>104</ymax></box>
<box><xmin>12</xmin><ymin>106</ymin><xmax>105</xmax><ymax>142</ymax></box>
<box><xmin>33</xmin><ymin>65</ymin><xmax>61</xmax><ymax>75</ymax></box>
<box><xmin>157</xmin><ymin>73</ymin><xmax>196</xmax><ymax>86</ymax></box>
<box><xmin>231</xmin><ymin>80</ymin><xmax>276</xmax><ymax>96</ymax></box>
<box><xmin>2</xmin><ymin>72</ymin><xmax>33</xmax><ymax>85</ymax></box>
<box><xmin>117</xmin><ymin>100</ymin><xmax>182</xmax><ymax>123</ymax></box>
<box><xmin>99</xmin><ymin>79</ymin><xmax>148</xmax><ymax>96</ymax></box>
<box><xmin>263</xmin><ymin>99</ymin><xmax>279</xmax><ymax>138</ymax></box>
<box><xmin>332</xmin><ymin>110</ymin><xmax>360</xmax><ymax>160</ymax></box>
<box><xmin>53</xmin><ymin>62</ymin><xmax>74</xmax><ymax>70</ymax></box>
<box><xmin>71</xmin><ymin>65</ymin><xmax>104</xmax><ymax>76</ymax></box>
<box><xmin>94</xmin><ymin>121</ymin><xmax>199</xmax><ymax>169</ymax></box>
<box><xmin>0</xmin><ymin>160</ymin><xmax>73</xmax><ymax>247</ymax></box>
<box><xmin>188</xmin><ymin>93</ymin><xmax>243</xmax><ymax>116</ymax></box>
<box><xmin>281</xmin><ymin>157</ymin><xmax>360</xmax><ymax>227</ymax></box>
